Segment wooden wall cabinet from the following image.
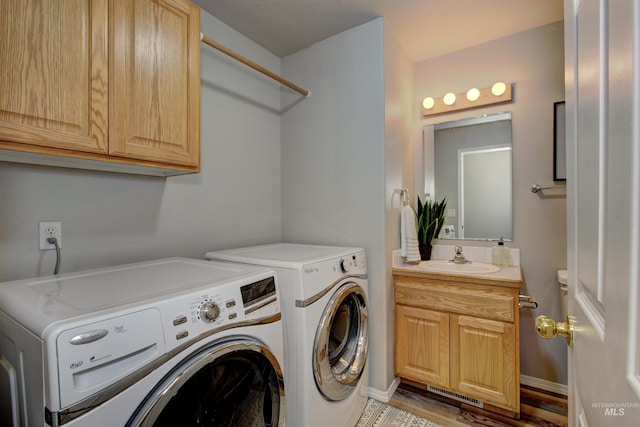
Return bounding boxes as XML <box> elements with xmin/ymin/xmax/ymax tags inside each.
<box><xmin>393</xmin><ymin>270</ymin><xmax>522</xmax><ymax>416</ymax></box>
<box><xmin>0</xmin><ymin>0</ymin><xmax>200</xmax><ymax>176</ymax></box>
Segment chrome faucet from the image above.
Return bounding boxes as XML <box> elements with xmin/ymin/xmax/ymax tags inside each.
<box><xmin>450</xmin><ymin>246</ymin><xmax>470</xmax><ymax>264</ymax></box>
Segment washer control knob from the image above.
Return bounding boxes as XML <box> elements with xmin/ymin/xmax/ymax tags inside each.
<box><xmin>199</xmin><ymin>301</ymin><xmax>220</xmax><ymax>323</ymax></box>
<box><xmin>339</xmin><ymin>258</ymin><xmax>351</xmax><ymax>273</ymax></box>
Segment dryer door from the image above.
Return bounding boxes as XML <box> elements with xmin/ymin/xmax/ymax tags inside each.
<box><xmin>313</xmin><ymin>281</ymin><xmax>368</xmax><ymax>401</ymax></box>
<box><xmin>127</xmin><ymin>340</ymin><xmax>284</xmax><ymax>427</ymax></box>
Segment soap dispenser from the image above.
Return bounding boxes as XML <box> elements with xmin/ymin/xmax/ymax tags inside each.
<box><xmin>492</xmin><ymin>237</ymin><xmax>510</xmax><ymax>267</ymax></box>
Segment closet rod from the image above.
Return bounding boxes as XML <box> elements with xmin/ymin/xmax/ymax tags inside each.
<box><xmin>200</xmin><ymin>32</ymin><xmax>310</xmax><ymax>97</ymax></box>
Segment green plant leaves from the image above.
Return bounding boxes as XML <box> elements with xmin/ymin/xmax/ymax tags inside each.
<box><xmin>416</xmin><ymin>195</ymin><xmax>447</xmax><ymax>245</ymax></box>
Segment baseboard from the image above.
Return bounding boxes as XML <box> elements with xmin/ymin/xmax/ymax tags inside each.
<box><xmin>520</xmin><ymin>374</ymin><xmax>568</xmax><ymax>396</ymax></box>
<box><xmin>379</xmin><ymin>375</ymin><xmax>566</xmax><ymax>402</ymax></box>
<box><xmin>367</xmin><ymin>377</ymin><xmax>401</xmax><ymax>402</ymax></box>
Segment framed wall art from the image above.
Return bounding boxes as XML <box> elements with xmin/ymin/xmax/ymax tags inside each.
<box><xmin>553</xmin><ymin>101</ymin><xmax>566</xmax><ymax>181</ymax></box>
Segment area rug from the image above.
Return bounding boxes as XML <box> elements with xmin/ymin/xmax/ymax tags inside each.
<box><xmin>355</xmin><ymin>398</ymin><xmax>443</xmax><ymax>427</ymax></box>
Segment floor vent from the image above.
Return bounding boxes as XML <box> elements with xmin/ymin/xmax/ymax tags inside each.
<box><xmin>426</xmin><ymin>385</ymin><xmax>484</xmax><ymax>408</ymax></box>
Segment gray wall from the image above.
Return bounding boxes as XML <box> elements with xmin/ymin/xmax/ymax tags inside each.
<box><xmin>280</xmin><ymin>18</ymin><xmax>415</xmax><ymax>397</ymax></box>
<box><xmin>0</xmin><ymin>12</ymin><xmax>283</xmax><ymax>282</ymax></box>
<box><xmin>414</xmin><ymin>22</ymin><xmax>568</xmax><ymax>386</ymax></box>
<box><xmin>281</xmin><ymin>18</ymin><xmax>390</xmax><ymax>393</ymax></box>
<box><xmin>383</xmin><ymin>24</ymin><xmax>416</xmax><ymax>395</ymax></box>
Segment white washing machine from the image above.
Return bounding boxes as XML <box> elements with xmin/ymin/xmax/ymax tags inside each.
<box><xmin>0</xmin><ymin>257</ymin><xmax>285</xmax><ymax>427</ymax></box>
<box><xmin>205</xmin><ymin>243</ymin><xmax>369</xmax><ymax>427</ymax></box>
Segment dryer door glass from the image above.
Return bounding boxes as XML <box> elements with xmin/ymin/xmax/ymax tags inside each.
<box><xmin>313</xmin><ymin>282</ymin><xmax>368</xmax><ymax>401</ymax></box>
<box><xmin>128</xmin><ymin>341</ymin><xmax>284</xmax><ymax>427</ymax></box>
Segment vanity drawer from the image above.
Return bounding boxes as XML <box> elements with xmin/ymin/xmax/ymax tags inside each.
<box><xmin>393</xmin><ymin>275</ymin><xmax>517</xmax><ymax>322</ymax></box>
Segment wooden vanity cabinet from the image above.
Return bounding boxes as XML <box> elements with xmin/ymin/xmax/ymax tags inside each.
<box><xmin>393</xmin><ymin>271</ymin><xmax>521</xmax><ymax>415</ymax></box>
<box><xmin>0</xmin><ymin>0</ymin><xmax>200</xmax><ymax>175</ymax></box>
<box><xmin>395</xmin><ymin>304</ymin><xmax>450</xmax><ymax>389</ymax></box>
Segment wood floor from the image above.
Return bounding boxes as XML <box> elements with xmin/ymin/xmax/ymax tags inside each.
<box><xmin>389</xmin><ymin>383</ymin><xmax>568</xmax><ymax>427</ymax></box>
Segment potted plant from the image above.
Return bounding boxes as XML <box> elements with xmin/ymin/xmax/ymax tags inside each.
<box><xmin>416</xmin><ymin>195</ymin><xmax>447</xmax><ymax>260</ymax></box>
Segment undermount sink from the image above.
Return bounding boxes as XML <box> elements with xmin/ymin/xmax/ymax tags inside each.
<box><xmin>419</xmin><ymin>260</ymin><xmax>500</xmax><ymax>274</ymax></box>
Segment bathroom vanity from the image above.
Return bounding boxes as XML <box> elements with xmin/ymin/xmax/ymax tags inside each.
<box><xmin>393</xmin><ymin>259</ymin><xmax>522</xmax><ymax>417</ymax></box>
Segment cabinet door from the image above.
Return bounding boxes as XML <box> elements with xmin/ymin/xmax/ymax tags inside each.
<box><xmin>110</xmin><ymin>0</ymin><xmax>200</xmax><ymax>167</ymax></box>
<box><xmin>451</xmin><ymin>315</ymin><xmax>518</xmax><ymax>411</ymax></box>
<box><xmin>0</xmin><ymin>0</ymin><xmax>108</xmax><ymax>153</ymax></box>
<box><xmin>395</xmin><ymin>305</ymin><xmax>449</xmax><ymax>388</ymax></box>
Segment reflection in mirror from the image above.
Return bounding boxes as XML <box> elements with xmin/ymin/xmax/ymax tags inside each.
<box><xmin>423</xmin><ymin>112</ymin><xmax>512</xmax><ymax>241</ymax></box>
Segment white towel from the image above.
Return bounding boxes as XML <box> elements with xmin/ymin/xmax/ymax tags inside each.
<box><xmin>401</xmin><ymin>205</ymin><xmax>421</xmax><ymax>263</ymax></box>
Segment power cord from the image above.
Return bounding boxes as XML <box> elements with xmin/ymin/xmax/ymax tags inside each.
<box><xmin>46</xmin><ymin>237</ymin><xmax>61</xmax><ymax>275</ymax></box>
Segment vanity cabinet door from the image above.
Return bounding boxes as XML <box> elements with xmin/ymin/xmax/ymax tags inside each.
<box><xmin>110</xmin><ymin>0</ymin><xmax>200</xmax><ymax>167</ymax></box>
<box><xmin>451</xmin><ymin>314</ymin><xmax>518</xmax><ymax>412</ymax></box>
<box><xmin>394</xmin><ymin>305</ymin><xmax>450</xmax><ymax>388</ymax></box>
<box><xmin>0</xmin><ymin>0</ymin><xmax>108</xmax><ymax>154</ymax></box>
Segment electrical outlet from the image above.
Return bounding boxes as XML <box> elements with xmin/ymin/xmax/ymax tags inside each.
<box><xmin>39</xmin><ymin>221</ymin><xmax>62</xmax><ymax>250</ymax></box>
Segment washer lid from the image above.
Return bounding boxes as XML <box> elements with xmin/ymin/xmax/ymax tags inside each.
<box><xmin>206</xmin><ymin>243</ymin><xmax>360</xmax><ymax>269</ymax></box>
<box><xmin>0</xmin><ymin>257</ymin><xmax>271</xmax><ymax>336</ymax></box>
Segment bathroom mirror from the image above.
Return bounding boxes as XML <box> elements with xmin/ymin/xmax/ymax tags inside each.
<box><xmin>423</xmin><ymin>112</ymin><xmax>513</xmax><ymax>241</ymax></box>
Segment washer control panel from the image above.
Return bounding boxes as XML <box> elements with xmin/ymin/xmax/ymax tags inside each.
<box><xmin>198</xmin><ymin>300</ymin><xmax>221</xmax><ymax>323</ymax></box>
<box><xmin>190</xmin><ymin>294</ymin><xmax>228</xmax><ymax>326</ymax></box>
<box><xmin>164</xmin><ymin>275</ymin><xmax>279</xmax><ymax>349</ymax></box>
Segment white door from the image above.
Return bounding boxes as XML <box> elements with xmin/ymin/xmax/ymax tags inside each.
<box><xmin>458</xmin><ymin>146</ymin><xmax>512</xmax><ymax>239</ymax></box>
<box><xmin>560</xmin><ymin>0</ymin><xmax>640</xmax><ymax>425</ymax></box>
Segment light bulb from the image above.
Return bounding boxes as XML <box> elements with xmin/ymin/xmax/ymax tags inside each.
<box><xmin>491</xmin><ymin>82</ymin><xmax>507</xmax><ymax>96</ymax></box>
<box><xmin>443</xmin><ymin>92</ymin><xmax>456</xmax><ymax>106</ymax></box>
<box><xmin>422</xmin><ymin>97</ymin><xmax>435</xmax><ymax>109</ymax></box>
<box><xmin>466</xmin><ymin>88</ymin><xmax>480</xmax><ymax>101</ymax></box>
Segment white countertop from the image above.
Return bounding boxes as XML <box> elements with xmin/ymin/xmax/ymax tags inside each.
<box><xmin>392</xmin><ymin>248</ymin><xmax>522</xmax><ymax>286</ymax></box>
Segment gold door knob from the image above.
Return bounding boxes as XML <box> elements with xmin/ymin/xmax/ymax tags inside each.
<box><xmin>535</xmin><ymin>315</ymin><xmax>574</xmax><ymax>346</ymax></box>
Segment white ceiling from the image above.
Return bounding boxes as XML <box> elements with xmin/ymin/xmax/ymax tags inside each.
<box><xmin>192</xmin><ymin>0</ymin><xmax>564</xmax><ymax>62</ymax></box>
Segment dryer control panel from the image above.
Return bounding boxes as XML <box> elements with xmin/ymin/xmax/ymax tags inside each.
<box><xmin>333</xmin><ymin>250</ymin><xmax>367</xmax><ymax>276</ymax></box>
<box><xmin>298</xmin><ymin>250</ymin><xmax>367</xmax><ymax>299</ymax></box>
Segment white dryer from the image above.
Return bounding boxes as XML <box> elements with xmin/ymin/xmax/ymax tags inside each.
<box><xmin>0</xmin><ymin>257</ymin><xmax>285</xmax><ymax>427</ymax></box>
<box><xmin>206</xmin><ymin>243</ymin><xmax>369</xmax><ymax>427</ymax></box>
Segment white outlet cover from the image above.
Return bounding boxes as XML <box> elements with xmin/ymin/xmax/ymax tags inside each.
<box><xmin>39</xmin><ymin>221</ymin><xmax>62</xmax><ymax>250</ymax></box>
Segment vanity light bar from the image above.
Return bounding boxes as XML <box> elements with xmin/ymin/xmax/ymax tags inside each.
<box><xmin>421</xmin><ymin>82</ymin><xmax>512</xmax><ymax>117</ymax></box>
